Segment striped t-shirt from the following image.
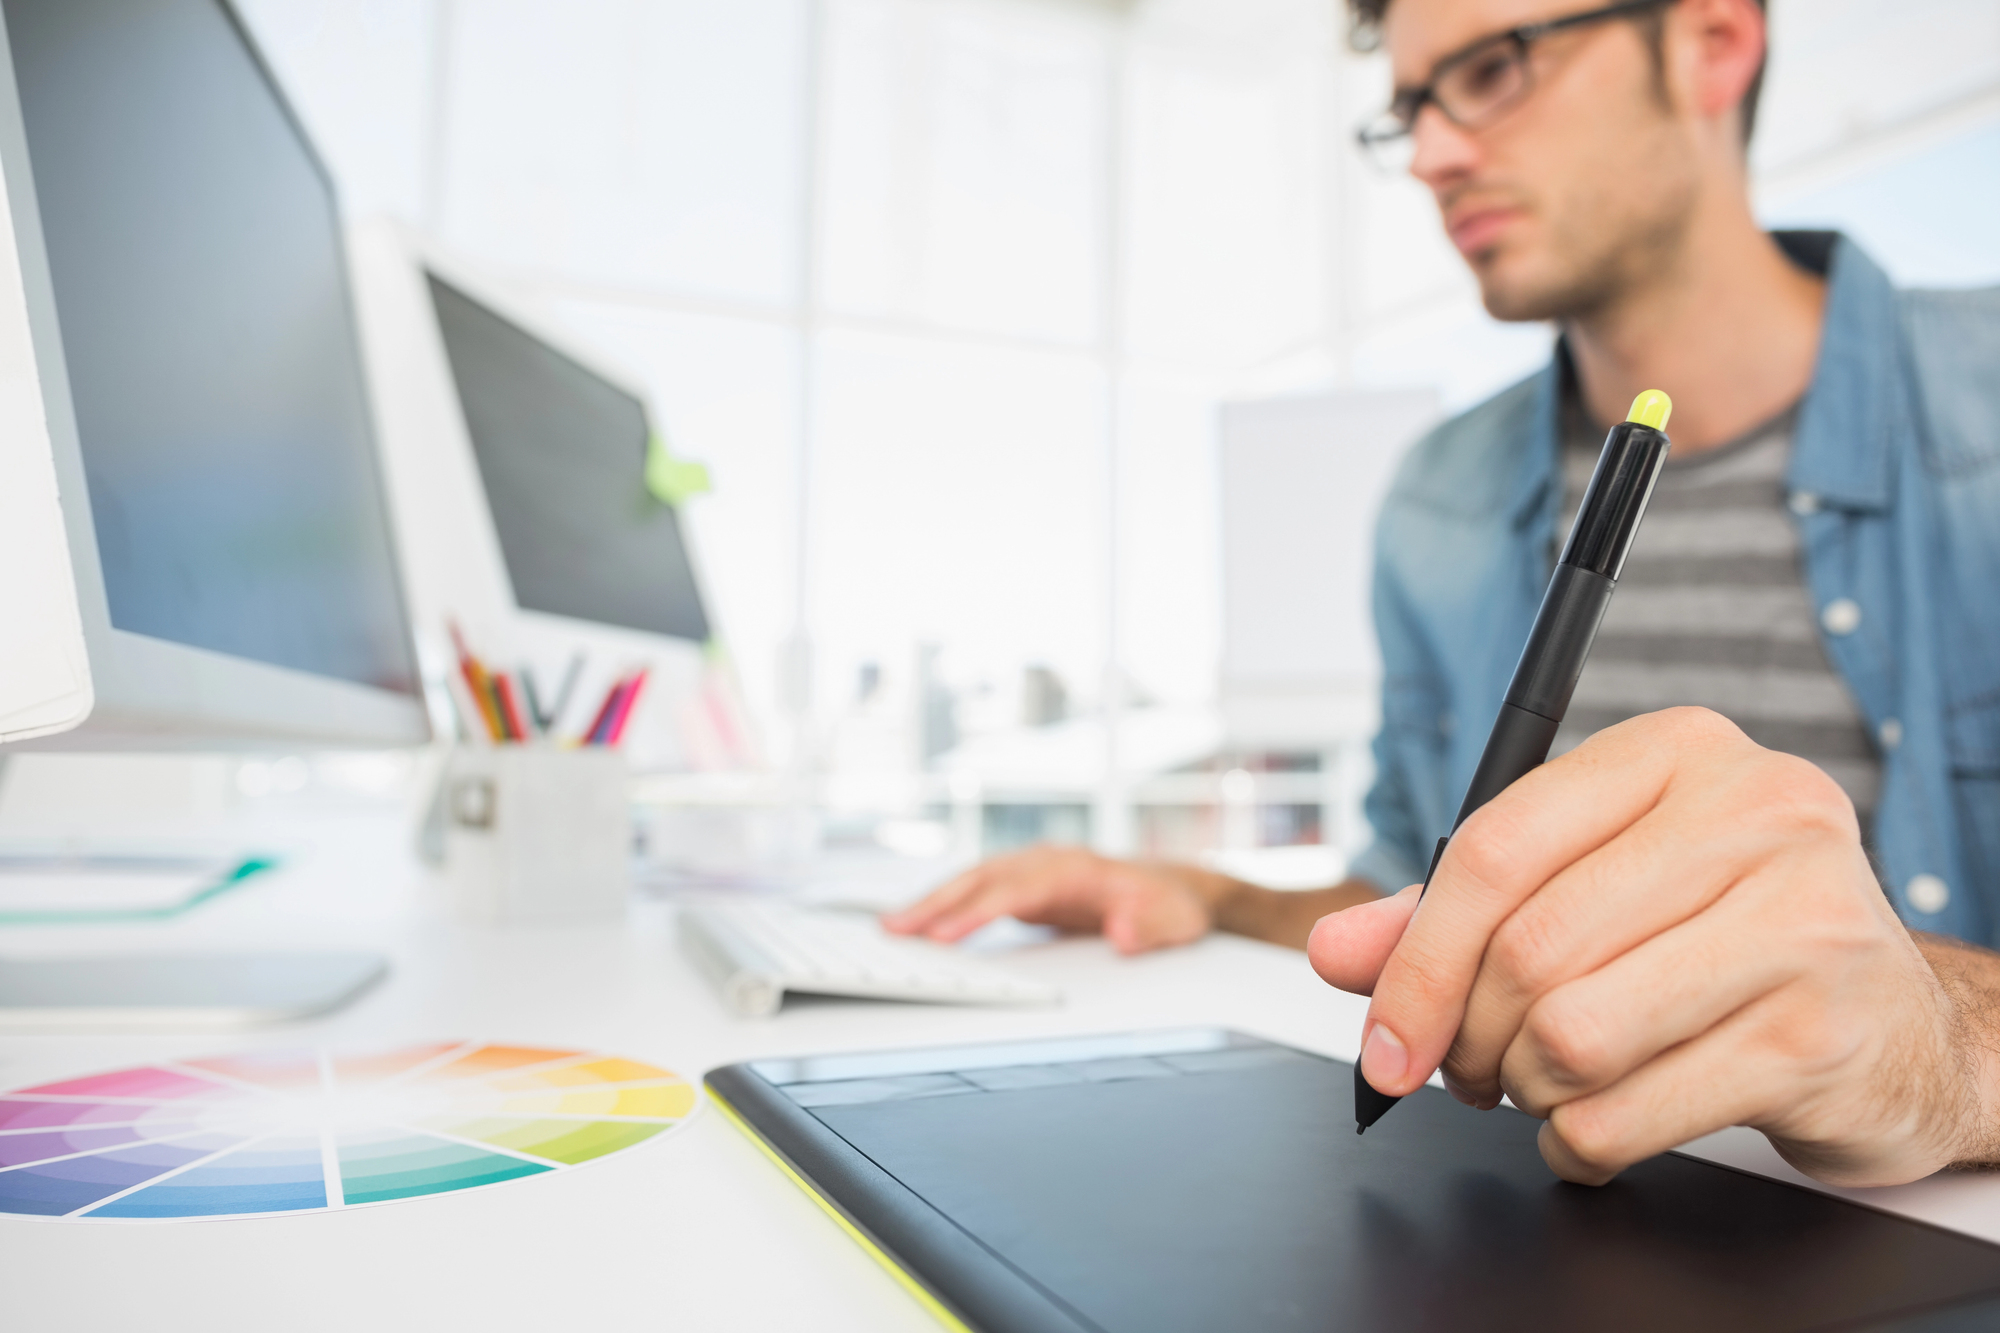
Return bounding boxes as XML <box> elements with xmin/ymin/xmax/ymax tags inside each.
<box><xmin>1553</xmin><ymin>401</ymin><xmax>1882</xmax><ymax>832</ymax></box>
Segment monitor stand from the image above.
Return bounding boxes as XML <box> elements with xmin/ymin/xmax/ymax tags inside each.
<box><xmin>0</xmin><ymin>754</ymin><xmax>391</xmax><ymax>1030</ymax></box>
<box><xmin>0</xmin><ymin>953</ymin><xmax>389</xmax><ymax>1031</ymax></box>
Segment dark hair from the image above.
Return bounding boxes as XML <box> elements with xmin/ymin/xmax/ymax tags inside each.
<box><xmin>1347</xmin><ymin>0</ymin><xmax>1769</xmax><ymax>144</ymax></box>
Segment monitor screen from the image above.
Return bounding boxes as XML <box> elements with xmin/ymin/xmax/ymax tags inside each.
<box><xmin>3</xmin><ymin>0</ymin><xmax>417</xmax><ymax>696</ymax></box>
<box><xmin>426</xmin><ymin>275</ymin><xmax>710</xmax><ymax>644</ymax></box>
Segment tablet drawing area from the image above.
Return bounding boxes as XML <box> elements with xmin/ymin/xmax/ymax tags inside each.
<box><xmin>708</xmin><ymin>1029</ymin><xmax>2000</xmax><ymax>1333</ymax></box>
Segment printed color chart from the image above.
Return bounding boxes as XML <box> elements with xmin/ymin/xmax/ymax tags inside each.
<box><xmin>0</xmin><ymin>1041</ymin><xmax>697</xmax><ymax>1221</ymax></box>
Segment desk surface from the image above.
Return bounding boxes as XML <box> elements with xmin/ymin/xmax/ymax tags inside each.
<box><xmin>5</xmin><ymin>811</ymin><xmax>2000</xmax><ymax>1332</ymax></box>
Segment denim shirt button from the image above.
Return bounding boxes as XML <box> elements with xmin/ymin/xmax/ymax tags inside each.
<box><xmin>1878</xmin><ymin>717</ymin><xmax>1903</xmax><ymax>750</ymax></box>
<box><xmin>1907</xmin><ymin>874</ymin><xmax>1950</xmax><ymax>915</ymax></box>
<box><xmin>1821</xmin><ymin>598</ymin><xmax>1862</xmax><ymax>636</ymax></box>
<box><xmin>1788</xmin><ymin>491</ymin><xmax>1821</xmax><ymax>516</ymax></box>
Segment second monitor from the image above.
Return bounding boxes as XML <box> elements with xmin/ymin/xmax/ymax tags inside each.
<box><xmin>349</xmin><ymin>223</ymin><xmax>741</xmax><ymax>768</ymax></box>
<box><xmin>426</xmin><ymin>272</ymin><xmax>709</xmax><ymax>647</ymax></box>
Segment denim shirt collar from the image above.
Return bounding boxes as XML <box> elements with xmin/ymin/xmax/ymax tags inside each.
<box><xmin>1512</xmin><ymin>343</ymin><xmax>1566</xmax><ymax>532</ymax></box>
<box><xmin>1509</xmin><ymin>230</ymin><xmax>1900</xmax><ymax>530</ymax></box>
<box><xmin>1785</xmin><ymin>232</ymin><xmax>1904</xmax><ymax>512</ymax></box>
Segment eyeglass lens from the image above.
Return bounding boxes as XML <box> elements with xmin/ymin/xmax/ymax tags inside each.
<box><xmin>1358</xmin><ymin>36</ymin><xmax>1531</xmax><ymax>171</ymax></box>
<box><xmin>1433</xmin><ymin>40</ymin><xmax>1530</xmax><ymax>127</ymax></box>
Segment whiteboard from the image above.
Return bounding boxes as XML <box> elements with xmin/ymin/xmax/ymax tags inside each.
<box><xmin>1217</xmin><ymin>388</ymin><xmax>1439</xmax><ymax>747</ymax></box>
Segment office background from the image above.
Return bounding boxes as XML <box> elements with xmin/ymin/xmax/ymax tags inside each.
<box><xmin>6</xmin><ymin>4</ymin><xmax>2000</xmax><ymax>1321</ymax></box>
<box><xmin>182</xmin><ymin>0</ymin><xmax>2000</xmax><ymax>873</ymax></box>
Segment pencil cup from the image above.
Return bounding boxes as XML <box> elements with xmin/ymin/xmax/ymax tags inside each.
<box><xmin>443</xmin><ymin>747</ymin><xmax>632</xmax><ymax>925</ymax></box>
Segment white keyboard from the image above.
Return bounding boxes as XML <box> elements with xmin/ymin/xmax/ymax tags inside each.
<box><xmin>677</xmin><ymin>902</ymin><xmax>1061</xmax><ymax>1018</ymax></box>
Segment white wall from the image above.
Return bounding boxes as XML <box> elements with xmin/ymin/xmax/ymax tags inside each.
<box><xmin>237</xmin><ymin>0</ymin><xmax>2000</xmax><ymax>805</ymax></box>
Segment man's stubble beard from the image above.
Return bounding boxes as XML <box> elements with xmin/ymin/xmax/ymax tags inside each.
<box><xmin>1472</xmin><ymin>142</ymin><xmax>1701</xmax><ymax>327</ymax></box>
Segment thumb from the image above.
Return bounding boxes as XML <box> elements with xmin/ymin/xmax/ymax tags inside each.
<box><xmin>1103</xmin><ymin>881</ymin><xmax>1198</xmax><ymax>956</ymax></box>
<box><xmin>1104</xmin><ymin>887</ymin><xmax>1154</xmax><ymax>955</ymax></box>
<box><xmin>1306</xmin><ymin>882</ymin><xmax>1422</xmax><ymax>996</ymax></box>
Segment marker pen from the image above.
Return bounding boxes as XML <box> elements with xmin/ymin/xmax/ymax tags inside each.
<box><xmin>1355</xmin><ymin>390</ymin><xmax>1674</xmax><ymax>1134</ymax></box>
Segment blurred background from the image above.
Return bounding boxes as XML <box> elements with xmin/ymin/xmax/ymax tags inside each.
<box><xmin>17</xmin><ymin>0</ymin><xmax>2000</xmax><ymax>890</ymax></box>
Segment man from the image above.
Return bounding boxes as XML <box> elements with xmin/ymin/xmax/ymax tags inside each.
<box><xmin>889</xmin><ymin>0</ymin><xmax>2000</xmax><ymax>1188</ymax></box>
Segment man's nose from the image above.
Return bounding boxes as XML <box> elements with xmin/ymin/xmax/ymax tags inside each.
<box><xmin>1408</xmin><ymin>102</ymin><xmax>1480</xmax><ymax>192</ymax></box>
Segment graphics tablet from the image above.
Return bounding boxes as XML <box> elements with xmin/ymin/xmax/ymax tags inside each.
<box><xmin>707</xmin><ymin>1028</ymin><xmax>2000</xmax><ymax>1332</ymax></box>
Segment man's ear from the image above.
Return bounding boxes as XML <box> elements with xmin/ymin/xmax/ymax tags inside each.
<box><xmin>1671</xmin><ymin>0</ymin><xmax>1766</xmax><ymax>130</ymax></box>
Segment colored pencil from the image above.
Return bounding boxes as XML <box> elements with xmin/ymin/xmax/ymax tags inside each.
<box><xmin>605</xmin><ymin>669</ymin><xmax>649</xmax><ymax>746</ymax></box>
<box><xmin>492</xmin><ymin>673</ymin><xmax>530</xmax><ymax>742</ymax></box>
<box><xmin>590</xmin><ymin>677</ymin><xmax>633</xmax><ymax>745</ymax></box>
<box><xmin>549</xmin><ymin>653</ymin><xmax>586</xmax><ymax>729</ymax></box>
<box><xmin>520</xmin><ymin>669</ymin><xmax>548</xmax><ymax>734</ymax></box>
<box><xmin>448</xmin><ymin>620</ymin><xmax>505</xmax><ymax>741</ymax></box>
<box><xmin>443</xmin><ymin>667</ymin><xmax>495</xmax><ymax>745</ymax></box>
<box><xmin>580</xmin><ymin>674</ymin><xmax>628</xmax><ymax>746</ymax></box>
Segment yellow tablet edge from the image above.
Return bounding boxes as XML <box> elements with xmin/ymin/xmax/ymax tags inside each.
<box><xmin>710</xmin><ymin>1088</ymin><xmax>975</xmax><ymax>1333</ymax></box>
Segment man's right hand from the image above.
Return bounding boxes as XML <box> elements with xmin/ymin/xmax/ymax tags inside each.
<box><xmin>884</xmin><ymin>845</ymin><xmax>1383</xmax><ymax>953</ymax></box>
<box><xmin>882</xmin><ymin>847</ymin><xmax>1228</xmax><ymax>955</ymax></box>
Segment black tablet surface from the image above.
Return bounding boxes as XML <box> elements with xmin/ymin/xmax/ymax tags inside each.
<box><xmin>707</xmin><ymin>1028</ymin><xmax>2000</xmax><ymax>1333</ymax></box>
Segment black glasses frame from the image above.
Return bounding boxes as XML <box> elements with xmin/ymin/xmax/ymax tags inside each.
<box><xmin>1355</xmin><ymin>0</ymin><xmax>1675</xmax><ymax>162</ymax></box>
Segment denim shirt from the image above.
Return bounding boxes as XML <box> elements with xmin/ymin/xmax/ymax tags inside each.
<box><xmin>1350</xmin><ymin>233</ymin><xmax>2000</xmax><ymax>945</ymax></box>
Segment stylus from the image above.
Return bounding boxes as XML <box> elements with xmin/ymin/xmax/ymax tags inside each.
<box><xmin>1356</xmin><ymin>390</ymin><xmax>1674</xmax><ymax>1135</ymax></box>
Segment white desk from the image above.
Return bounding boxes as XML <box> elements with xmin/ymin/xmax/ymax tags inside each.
<box><xmin>5</xmin><ymin>811</ymin><xmax>2000</xmax><ymax>1331</ymax></box>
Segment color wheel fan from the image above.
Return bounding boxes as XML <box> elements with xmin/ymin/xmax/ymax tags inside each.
<box><xmin>0</xmin><ymin>1040</ymin><xmax>698</xmax><ymax>1220</ymax></box>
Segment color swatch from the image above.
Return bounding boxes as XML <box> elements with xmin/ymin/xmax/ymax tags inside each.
<box><xmin>0</xmin><ymin>1041</ymin><xmax>697</xmax><ymax>1222</ymax></box>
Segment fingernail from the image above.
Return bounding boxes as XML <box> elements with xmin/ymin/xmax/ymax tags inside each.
<box><xmin>1361</xmin><ymin>1023</ymin><xmax>1408</xmax><ymax>1093</ymax></box>
<box><xmin>1441</xmin><ymin>1072</ymin><xmax>1476</xmax><ymax>1107</ymax></box>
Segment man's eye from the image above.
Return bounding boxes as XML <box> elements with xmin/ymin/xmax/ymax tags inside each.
<box><xmin>1457</xmin><ymin>50</ymin><xmax>1517</xmax><ymax>100</ymax></box>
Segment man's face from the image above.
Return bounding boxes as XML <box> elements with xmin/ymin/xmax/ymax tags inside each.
<box><xmin>1382</xmin><ymin>0</ymin><xmax>1701</xmax><ymax>323</ymax></box>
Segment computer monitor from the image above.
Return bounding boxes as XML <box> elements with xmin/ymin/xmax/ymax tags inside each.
<box><xmin>346</xmin><ymin>222</ymin><xmax>736</xmax><ymax>770</ymax></box>
<box><xmin>431</xmin><ymin>273</ymin><xmax>711</xmax><ymax>646</ymax></box>
<box><xmin>0</xmin><ymin>0</ymin><xmax>427</xmax><ymax>751</ymax></box>
<box><xmin>0</xmin><ymin>0</ymin><xmax>424</xmax><ymax>1026</ymax></box>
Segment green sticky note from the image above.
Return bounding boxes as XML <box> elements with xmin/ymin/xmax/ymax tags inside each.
<box><xmin>645</xmin><ymin>431</ymin><xmax>711</xmax><ymax>506</ymax></box>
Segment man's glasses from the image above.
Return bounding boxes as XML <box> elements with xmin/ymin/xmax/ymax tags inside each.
<box><xmin>1354</xmin><ymin>0</ymin><xmax>1675</xmax><ymax>173</ymax></box>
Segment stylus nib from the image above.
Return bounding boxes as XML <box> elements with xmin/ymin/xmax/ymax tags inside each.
<box><xmin>1355</xmin><ymin>1123</ymin><xmax>1365</xmax><ymax>1135</ymax></box>
<box><xmin>1354</xmin><ymin>1062</ymin><xmax>1401</xmax><ymax>1134</ymax></box>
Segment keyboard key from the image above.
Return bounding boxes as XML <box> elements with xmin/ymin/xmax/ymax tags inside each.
<box><xmin>677</xmin><ymin>903</ymin><xmax>1060</xmax><ymax>1017</ymax></box>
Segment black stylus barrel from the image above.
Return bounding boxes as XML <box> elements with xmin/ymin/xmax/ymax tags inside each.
<box><xmin>1356</xmin><ymin>416</ymin><xmax>1671</xmax><ymax>1135</ymax></box>
<box><xmin>1461</xmin><ymin>419</ymin><xmax>1669</xmax><ymax>823</ymax></box>
<box><xmin>1455</xmin><ymin>568</ymin><xmax>1610</xmax><ymax>827</ymax></box>
<box><xmin>1558</xmin><ymin>419</ymin><xmax>1673</xmax><ymax>581</ymax></box>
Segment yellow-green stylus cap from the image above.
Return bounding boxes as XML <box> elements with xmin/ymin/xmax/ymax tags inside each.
<box><xmin>1627</xmin><ymin>390</ymin><xmax>1672</xmax><ymax>431</ymax></box>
